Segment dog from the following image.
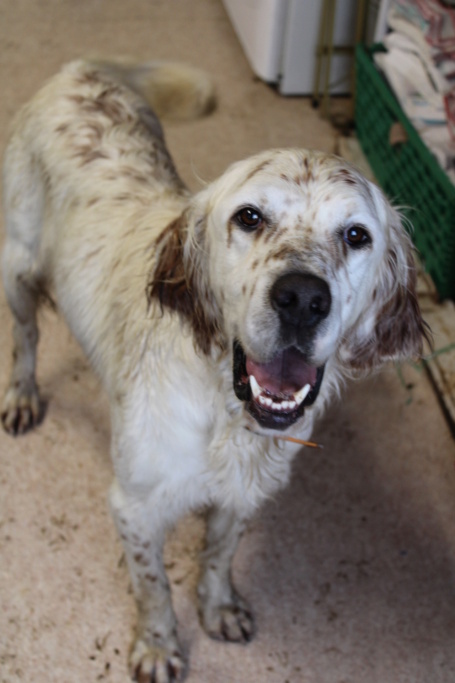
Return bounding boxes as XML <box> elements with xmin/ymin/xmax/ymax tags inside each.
<box><xmin>1</xmin><ymin>59</ymin><xmax>428</xmax><ymax>682</ymax></box>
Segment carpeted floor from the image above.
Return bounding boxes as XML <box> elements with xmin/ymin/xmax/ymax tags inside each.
<box><xmin>1</xmin><ymin>2</ymin><xmax>454</xmax><ymax>682</ymax></box>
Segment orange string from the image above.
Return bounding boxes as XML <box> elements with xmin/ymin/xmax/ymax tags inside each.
<box><xmin>279</xmin><ymin>436</ymin><xmax>323</xmax><ymax>449</ymax></box>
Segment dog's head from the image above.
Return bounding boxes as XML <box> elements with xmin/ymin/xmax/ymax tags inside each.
<box><xmin>149</xmin><ymin>149</ymin><xmax>429</xmax><ymax>433</ymax></box>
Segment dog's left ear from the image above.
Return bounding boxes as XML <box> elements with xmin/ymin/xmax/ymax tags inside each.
<box><xmin>341</xmin><ymin>201</ymin><xmax>431</xmax><ymax>371</ymax></box>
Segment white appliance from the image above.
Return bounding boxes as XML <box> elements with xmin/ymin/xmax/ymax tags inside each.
<box><xmin>222</xmin><ymin>0</ymin><xmax>358</xmax><ymax>95</ymax></box>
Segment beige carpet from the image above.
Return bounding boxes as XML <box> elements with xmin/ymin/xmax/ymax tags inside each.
<box><xmin>1</xmin><ymin>2</ymin><xmax>455</xmax><ymax>682</ymax></box>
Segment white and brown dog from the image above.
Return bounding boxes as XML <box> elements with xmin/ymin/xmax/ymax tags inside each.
<box><xmin>1</xmin><ymin>60</ymin><xmax>428</xmax><ymax>682</ymax></box>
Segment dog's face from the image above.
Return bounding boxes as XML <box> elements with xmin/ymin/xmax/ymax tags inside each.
<box><xmin>152</xmin><ymin>149</ymin><xmax>428</xmax><ymax>433</ymax></box>
<box><xmin>188</xmin><ymin>150</ymin><xmax>427</xmax><ymax>432</ymax></box>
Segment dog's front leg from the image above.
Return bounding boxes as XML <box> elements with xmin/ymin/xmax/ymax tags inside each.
<box><xmin>109</xmin><ymin>480</ymin><xmax>184</xmax><ymax>683</ymax></box>
<box><xmin>197</xmin><ymin>505</ymin><xmax>254</xmax><ymax>643</ymax></box>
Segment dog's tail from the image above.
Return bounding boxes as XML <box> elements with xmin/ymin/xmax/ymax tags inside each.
<box><xmin>92</xmin><ymin>59</ymin><xmax>216</xmax><ymax>121</ymax></box>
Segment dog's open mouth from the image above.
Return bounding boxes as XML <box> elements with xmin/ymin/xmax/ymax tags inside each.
<box><xmin>233</xmin><ymin>341</ymin><xmax>324</xmax><ymax>430</ymax></box>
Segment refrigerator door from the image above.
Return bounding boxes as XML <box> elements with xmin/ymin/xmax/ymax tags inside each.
<box><xmin>222</xmin><ymin>0</ymin><xmax>357</xmax><ymax>95</ymax></box>
<box><xmin>222</xmin><ymin>0</ymin><xmax>289</xmax><ymax>82</ymax></box>
<box><xmin>280</xmin><ymin>0</ymin><xmax>357</xmax><ymax>95</ymax></box>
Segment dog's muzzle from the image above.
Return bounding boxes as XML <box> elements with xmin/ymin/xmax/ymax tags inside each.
<box><xmin>232</xmin><ymin>272</ymin><xmax>329</xmax><ymax>430</ymax></box>
<box><xmin>270</xmin><ymin>272</ymin><xmax>331</xmax><ymax>346</ymax></box>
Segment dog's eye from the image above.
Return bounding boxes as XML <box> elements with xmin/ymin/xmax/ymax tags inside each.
<box><xmin>343</xmin><ymin>225</ymin><xmax>371</xmax><ymax>249</ymax></box>
<box><xmin>234</xmin><ymin>207</ymin><xmax>263</xmax><ymax>231</ymax></box>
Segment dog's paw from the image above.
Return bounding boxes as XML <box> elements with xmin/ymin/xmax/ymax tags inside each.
<box><xmin>1</xmin><ymin>382</ymin><xmax>41</xmax><ymax>435</ymax></box>
<box><xmin>199</xmin><ymin>598</ymin><xmax>255</xmax><ymax>643</ymax></box>
<box><xmin>129</xmin><ymin>638</ymin><xmax>184</xmax><ymax>683</ymax></box>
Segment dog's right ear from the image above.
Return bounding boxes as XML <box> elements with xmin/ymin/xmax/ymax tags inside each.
<box><xmin>146</xmin><ymin>209</ymin><xmax>224</xmax><ymax>355</ymax></box>
<box><xmin>147</xmin><ymin>212</ymin><xmax>190</xmax><ymax>315</ymax></box>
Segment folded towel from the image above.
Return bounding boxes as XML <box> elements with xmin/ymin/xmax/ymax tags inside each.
<box><xmin>370</xmin><ymin>1</ymin><xmax>455</xmax><ymax>182</ymax></box>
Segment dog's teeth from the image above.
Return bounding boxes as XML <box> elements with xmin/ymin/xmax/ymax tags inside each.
<box><xmin>249</xmin><ymin>375</ymin><xmax>262</xmax><ymax>399</ymax></box>
<box><xmin>294</xmin><ymin>383</ymin><xmax>311</xmax><ymax>406</ymax></box>
<box><xmin>251</xmin><ymin>377</ymin><xmax>309</xmax><ymax>412</ymax></box>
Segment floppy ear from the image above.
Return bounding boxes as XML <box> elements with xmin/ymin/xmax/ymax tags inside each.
<box><xmin>146</xmin><ymin>207</ymin><xmax>224</xmax><ymax>354</ymax></box>
<box><xmin>341</xmin><ymin>205</ymin><xmax>431</xmax><ymax>372</ymax></box>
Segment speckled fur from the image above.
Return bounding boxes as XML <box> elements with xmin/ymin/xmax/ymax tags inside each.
<box><xmin>1</xmin><ymin>60</ymin><xmax>427</xmax><ymax>682</ymax></box>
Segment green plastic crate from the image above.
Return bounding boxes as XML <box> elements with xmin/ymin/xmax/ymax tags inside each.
<box><xmin>355</xmin><ymin>43</ymin><xmax>455</xmax><ymax>300</ymax></box>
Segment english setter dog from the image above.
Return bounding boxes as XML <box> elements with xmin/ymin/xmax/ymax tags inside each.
<box><xmin>1</xmin><ymin>60</ymin><xmax>428</xmax><ymax>682</ymax></box>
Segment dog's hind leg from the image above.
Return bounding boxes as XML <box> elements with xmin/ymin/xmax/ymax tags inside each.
<box><xmin>197</xmin><ymin>506</ymin><xmax>255</xmax><ymax>643</ymax></box>
<box><xmin>1</xmin><ymin>141</ymin><xmax>45</xmax><ymax>435</ymax></box>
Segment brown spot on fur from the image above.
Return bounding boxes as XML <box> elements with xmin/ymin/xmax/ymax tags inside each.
<box><xmin>265</xmin><ymin>244</ymin><xmax>300</xmax><ymax>265</ymax></box>
<box><xmin>340</xmin><ymin>237</ymin><xmax>348</xmax><ymax>261</ymax></box>
<box><xmin>133</xmin><ymin>553</ymin><xmax>148</xmax><ymax>566</ymax></box>
<box><xmin>252</xmin><ymin>221</ymin><xmax>267</xmax><ymax>241</ymax></box>
<box><xmin>68</xmin><ymin>85</ymin><xmax>135</xmax><ymax>127</ymax></box>
<box><xmin>75</xmin><ymin>70</ymin><xmax>103</xmax><ymax>86</ymax></box>
<box><xmin>147</xmin><ymin>214</ymin><xmax>224</xmax><ymax>355</ymax></box>
<box><xmin>301</xmin><ymin>156</ymin><xmax>314</xmax><ymax>183</ymax></box>
<box><xmin>331</xmin><ymin>168</ymin><xmax>357</xmax><ymax>186</ymax></box>
<box><xmin>227</xmin><ymin>220</ymin><xmax>234</xmax><ymax>248</ymax></box>
<box><xmin>67</xmin><ymin>94</ymin><xmax>86</xmax><ymax>106</ymax></box>
<box><xmin>132</xmin><ymin>173</ymin><xmax>150</xmax><ymax>184</ymax></box>
<box><xmin>280</xmin><ymin>171</ymin><xmax>309</xmax><ymax>188</ymax></box>
<box><xmin>80</xmin><ymin>150</ymin><xmax>109</xmax><ymax>165</ymax></box>
<box><xmin>118</xmin><ymin>167</ymin><xmax>151</xmax><ymax>185</ymax></box>
<box><xmin>89</xmin><ymin>87</ymin><xmax>134</xmax><ymax>124</ymax></box>
<box><xmin>244</xmin><ymin>159</ymin><xmax>272</xmax><ymax>183</ymax></box>
<box><xmin>263</xmin><ymin>226</ymin><xmax>277</xmax><ymax>244</ymax></box>
<box><xmin>271</xmin><ymin>225</ymin><xmax>291</xmax><ymax>245</ymax></box>
<box><xmin>328</xmin><ymin>237</ymin><xmax>345</xmax><ymax>272</ymax></box>
<box><xmin>308</xmin><ymin>211</ymin><xmax>316</xmax><ymax>226</ymax></box>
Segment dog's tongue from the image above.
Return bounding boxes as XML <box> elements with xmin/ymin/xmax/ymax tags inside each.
<box><xmin>245</xmin><ymin>347</ymin><xmax>317</xmax><ymax>396</ymax></box>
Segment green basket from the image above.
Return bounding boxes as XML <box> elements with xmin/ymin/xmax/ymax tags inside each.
<box><xmin>355</xmin><ymin>43</ymin><xmax>455</xmax><ymax>300</ymax></box>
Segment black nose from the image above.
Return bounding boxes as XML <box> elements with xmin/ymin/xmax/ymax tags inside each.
<box><xmin>270</xmin><ymin>272</ymin><xmax>331</xmax><ymax>331</ymax></box>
